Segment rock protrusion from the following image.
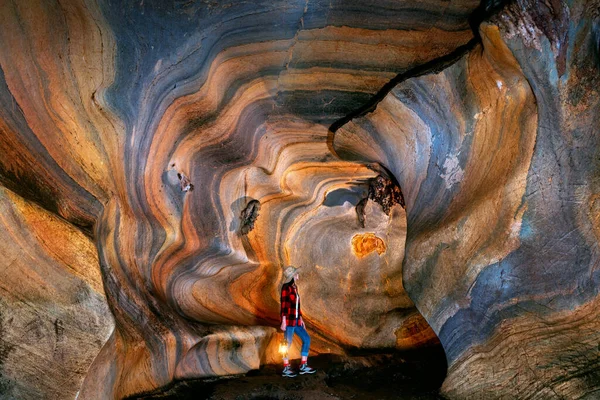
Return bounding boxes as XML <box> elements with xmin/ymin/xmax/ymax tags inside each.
<box><xmin>240</xmin><ymin>199</ymin><xmax>261</xmax><ymax>235</ymax></box>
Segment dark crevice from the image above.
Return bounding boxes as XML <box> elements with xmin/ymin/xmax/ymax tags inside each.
<box><xmin>239</xmin><ymin>199</ymin><xmax>261</xmax><ymax>235</ymax></box>
<box><xmin>327</xmin><ymin>0</ymin><xmax>511</xmax><ymax>138</ymax></box>
<box><xmin>356</xmin><ymin>172</ymin><xmax>406</xmax><ymax>228</ymax></box>
<box><xmin>327</xmin><ymin>38</ymin><xmax>475</xmax><ymax>135</ymax></box>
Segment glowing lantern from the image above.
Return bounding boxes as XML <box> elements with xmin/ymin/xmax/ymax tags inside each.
<box><xmin>279</xmin><ymin>339</ymin><xmax>288</xmax><ymax>356</ymax></box>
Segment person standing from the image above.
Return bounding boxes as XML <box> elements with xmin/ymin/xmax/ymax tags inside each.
<box><xmin>280</xmin><ymin>265</ymin><xmax>317</xmax><ymax>377</ymax></box>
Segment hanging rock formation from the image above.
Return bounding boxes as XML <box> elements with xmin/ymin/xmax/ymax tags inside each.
<box><xmin>0</xmin><ymin>0</ymin><xmax>599</xmax><ymax>399</ymax></box>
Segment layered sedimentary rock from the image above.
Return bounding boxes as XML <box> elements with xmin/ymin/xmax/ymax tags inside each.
<box><xmin>1</xmin><ymin>0</ymin><xmax>599</xmax><ymax>399</ymax></box>
<box><xmin>0</xmin><ymin>0</ymin><xmax>479</xmax><ymax>398</ymax></box>
<box><xmin>333</xmin><ymin>1</ymin><xmax>600</xmax><ymax>398</ymax></box>
<box><xmin>0</xmin><ymin>186</ymin><xmax>113</xmax><ymax>399</ymax></box>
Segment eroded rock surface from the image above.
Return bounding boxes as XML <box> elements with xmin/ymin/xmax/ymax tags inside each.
<box><xmin>0</xmin><ymin>187</ymin><xmax>113</xmax><ymax>399</ymax></box>
<box><xmin>333</xmin><ymin>1</ymin><xmax>600</xmax><ymax>398</ymax></box>
<box><xmin>0</xmin><ymin>0</ymin><xmax>598</xmax><ymax>399</ymax></box>
<box><xmin>0</xmin><ymin>0</ymin><xmax>476</xmax><ymax>398</ymax></box>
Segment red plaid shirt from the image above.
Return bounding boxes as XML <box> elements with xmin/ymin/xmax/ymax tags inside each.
<box><xmin>280</xmin><ymin>280</ymin><xmax>302</xmax><ymax>326</ymax></box>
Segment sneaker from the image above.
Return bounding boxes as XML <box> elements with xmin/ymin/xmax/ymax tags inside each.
<box><xmin>282</xmin><ymin>366</ymin><xmax>297</xmax><ymax>378</ymax></box>
<box><xmin>299</xmin><ymin>363</ymin><xmax>316</xmax><ymax>374</ymax></box>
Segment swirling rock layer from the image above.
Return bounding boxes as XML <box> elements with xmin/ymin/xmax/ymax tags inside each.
<box><xmin>0</xmin><ymin>0</ymin><xmax>478</xmax><ymax>398</ymax></box>
<box><xmin>1</xmin><ymin>0</ymin><xmax>599</xmax><ymax>399</ymax></box>
<box><xmin>333</xmin><ymin>1</ymin><xmax>600</xmax><ymax>398</ymax></box>
<box><xmin>0</xmin><ymin>187</ymin><xmax>113</xmax><ymax>399</ymax></box>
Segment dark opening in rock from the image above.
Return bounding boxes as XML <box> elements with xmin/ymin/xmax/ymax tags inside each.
<box><xmin>368</xmin><ymin>175</ymin><xmax>405</xmax><ymax>215</ymax></box>
<box><xmin>240</xmin><ymin>199</ymin><xmax>261</xmax><ymax>235</ymax></box>
<box><xmin>355</xmin><ymin>174</ymin><xmax>405</xmax><ymax>227</ymax></box>
<box><xmin>177</xmin><ymin>172</ymin><xmax>194</xmax><ymax>192</ymax></box>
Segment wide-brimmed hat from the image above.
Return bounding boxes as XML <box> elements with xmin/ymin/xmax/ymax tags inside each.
<box><xmin>282</xmin><ymin>265</ymin><xmax>300</xmax><ymax>283</ymax></box>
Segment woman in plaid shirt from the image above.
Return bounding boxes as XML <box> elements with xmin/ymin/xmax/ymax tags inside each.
<box><xmin>280</xmin><ymin>265</ymin><xmax>317</xmax><ymax>377</ymax></box>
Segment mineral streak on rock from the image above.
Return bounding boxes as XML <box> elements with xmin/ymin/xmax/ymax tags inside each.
<box><xmin>351</xmin><ymin>233</ymin><xmax>387</xmax><ymax>258</ymax></box>
<box><xmin>333</xmin><ymin>2</ymin><xmax>600</xmax><ymax>398</ymax></box>
<box><xmin>0</xmin><ymin>0</ymin><xmax>482</xmax><ymax>398</ymax></box>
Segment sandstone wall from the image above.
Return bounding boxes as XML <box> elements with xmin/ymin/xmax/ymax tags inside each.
<box><xmin>0</xmin><ymin>0</ymin><xmax>598</xmax><ymax>399</ymax></box>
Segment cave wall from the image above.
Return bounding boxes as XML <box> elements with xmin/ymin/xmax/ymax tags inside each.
<box><xmin>0</xmin><ymin>0</ymin><xmax>477</xmax><ymax>398</ymax></box>
<box><xmin>0</xmin><ymin>0</ymin><xmax>599</xmax><ymax>399</ymax></box>
<box><xmin>334</xmin><ymin>1</ymin><xmax>600</xmax><ymax>398</ymax></box>
<box><xmin>0</xmin><ymin>186</ymin><xmax>113</xmax><ymax>399</ymax></box>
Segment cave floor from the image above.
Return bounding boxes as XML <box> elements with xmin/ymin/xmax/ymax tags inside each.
<box><xmin>133</xmin><ymin>349</ymin><xmax>446</xmax><ymax>400</ymax></box>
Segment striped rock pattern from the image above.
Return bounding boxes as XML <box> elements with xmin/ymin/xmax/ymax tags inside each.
<box><xmin>0</xmin><ymin>0</ymin><xmax>482</xmax><ymax>398</ymax></box>
<box><xmin>0</xmin><ymin>186</ymin><xmax>113</xmax><ymax>399</ymax></box>
<box><xmin>333</xmin><ymin>1</ymin><xmax>600</xmax><ymax>398</ymax></box>
<box><xmin>2</xmin><ymin>0</ymin><xmax>598</xmax><ymax>398</ymax></box>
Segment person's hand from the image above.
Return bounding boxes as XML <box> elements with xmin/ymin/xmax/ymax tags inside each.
<box><xmin>280</xmin><ymin>317</ymin><xmax>287</xmax><ymax>331</ymax></box>
<box><xmin>299</xmin><ymin>317</ymin><xmax>304</xmax><ymax>327</ymax></box>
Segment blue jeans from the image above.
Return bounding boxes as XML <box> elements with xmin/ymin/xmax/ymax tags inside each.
<box><xmin>285</xmin><ymin>324</ymin><xmax>311</xmax><ymax>357</ymax></box>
